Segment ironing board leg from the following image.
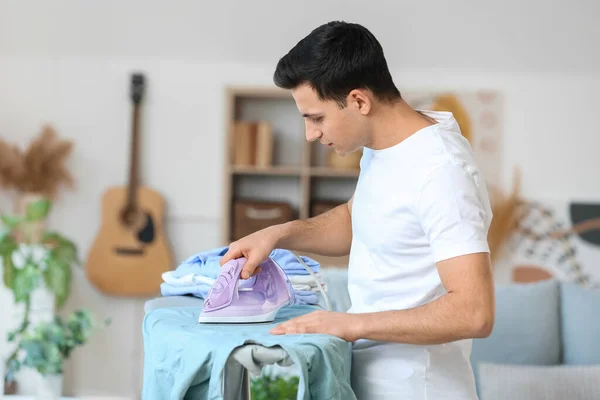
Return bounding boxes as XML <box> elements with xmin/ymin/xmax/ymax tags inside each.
<box><xmin>241</xmin><ymin>367</ymin><xmax>252</xmax><ymax>400</ymax></box>
<box><xmin>224</xmin><ymin>355</ymin><xmax>251</xmax><ymax>400</ymax></box>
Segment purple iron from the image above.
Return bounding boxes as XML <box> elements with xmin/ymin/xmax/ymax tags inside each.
<box><xmin>197</xmin><ymin>256</ymin><xmax>296</xmax><ymax>324</ymax></box>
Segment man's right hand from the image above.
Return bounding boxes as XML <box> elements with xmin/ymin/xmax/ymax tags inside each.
<box><xmin>219</xmin><ymin>225</ymin><xmax>281</xmax><ymax>279</ymax></box>
<box><xmin>220</xmin><ymin>197</ymin><xmax>353</xmax><ymax>278</ymax></box>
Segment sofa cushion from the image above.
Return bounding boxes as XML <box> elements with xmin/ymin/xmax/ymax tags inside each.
<box><xmin>471</xmin><ymin>279</ymin><xmax>561</xmax><ymax>365</ymax></box>
<box><xmin>561</xmin><ymin>282</ymin><xmax>600</xmax><ymax>364</ymax></box>
<box><xmin>478</xmin><ymin>363</ymin><xmax>600</xmax><ymax>400</ymax></box>
<box><xmin>470</xmin><ymin>279</ymin><xmax>561</xmax><ymax>392</ymax></box>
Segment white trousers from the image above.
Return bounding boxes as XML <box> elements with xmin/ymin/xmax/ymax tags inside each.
<box><xmin>350</xmin><ymin>339</ymin><xmax>479</xmax><ymax>399</ymax></box>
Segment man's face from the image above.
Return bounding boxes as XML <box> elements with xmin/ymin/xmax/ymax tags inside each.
<box><xmin>291</xmin><ymin>84</ymin><xmax>367</xmax><ymax>156</ymax></box>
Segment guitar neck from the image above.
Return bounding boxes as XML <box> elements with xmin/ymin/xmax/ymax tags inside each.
<box><xmin>127</xmin><ymin>73</ymin><xmax>145</xmax><ymax>211</ymax></box>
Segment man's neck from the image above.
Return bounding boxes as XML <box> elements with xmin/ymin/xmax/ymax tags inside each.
<box><xmin>366</xmin><ymin>99</ymin><xmax>437</xmax><ymax>150</ymax></box>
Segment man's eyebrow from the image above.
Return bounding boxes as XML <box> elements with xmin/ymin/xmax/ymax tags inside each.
<box><xmin>302</xmin><ymin>113</ymin><xmax>322</xmax><ymax>118</ymax></box>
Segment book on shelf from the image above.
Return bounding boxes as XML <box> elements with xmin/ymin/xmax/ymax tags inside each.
<box><xmin>233</xmin><ymin>120</ymin><xmax>273</xmax><ymax>168</ymax></box>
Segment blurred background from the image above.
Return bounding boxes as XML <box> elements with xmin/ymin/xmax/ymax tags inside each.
<box><xmin>1</xmin><ymin>0</ymin><xmax>599</xmax><ymax>398</ymax></box>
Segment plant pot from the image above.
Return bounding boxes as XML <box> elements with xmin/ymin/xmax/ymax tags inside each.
<box><xmin>4</xmin><ymin>377</ymin><xmax>18</xmax><ymax>394</ymax></box>
<box><xmin>36</xmin><ymin>373</ymin><xmax>63</xmax><ymax>399</ymax></box>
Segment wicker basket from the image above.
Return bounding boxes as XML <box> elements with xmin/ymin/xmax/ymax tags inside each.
<box><xmin>233</xmin><ymin>200</ymin><xmax>294</xmax><ymax>240</ymax></box>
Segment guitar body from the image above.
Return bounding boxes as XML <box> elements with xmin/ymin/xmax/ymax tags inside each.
<box><xmin>85</xmin><ymin>72</ymin><xmax>173</xmax><ymax>297</ymax></box>
<box><xmin>86</xmin><ymin>185</ymin><xmax>173</xmax><ymax>297</ymax></box>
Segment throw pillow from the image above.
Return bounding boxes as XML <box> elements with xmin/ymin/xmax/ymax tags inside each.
<box><xmin>561</xmin><ymin>282</ymin><xmax>600</xmax><ymax>364</ymax></box>
<box><xmin>471</xmin><ymin>279</ymin><xmax>561</xmax><ymax>365</ymax></box>
<box><xmin>470</xmin><ymin>279</ymin><xmax>561</xmax><ymax>394</ymax></box>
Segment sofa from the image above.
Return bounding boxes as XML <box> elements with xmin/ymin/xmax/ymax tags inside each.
<box><xmin>470</xmin><ymin>278</ymin><xmax>600</xmax><ymax>399</ymax></box>
<box><xmin>319</xmin><ymin>269</ymin><xmax>600</xmax><ymax>399</ymax></box>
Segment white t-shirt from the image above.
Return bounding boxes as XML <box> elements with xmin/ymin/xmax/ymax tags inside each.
<box><xmin>347</xmin><ymin>110</ymin><xmax>492</xmax><ymax>399</ymax></box>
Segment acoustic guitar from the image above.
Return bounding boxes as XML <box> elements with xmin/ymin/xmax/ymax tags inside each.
<box><xmin>86</xmin><ymin>73</ymin><xmax>174</xmax><ymax>297</ymax></box>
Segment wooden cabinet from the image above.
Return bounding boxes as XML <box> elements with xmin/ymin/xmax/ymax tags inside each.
<box><xmin>221</xmin><ymin>86</ymin><xmax>360</xmax><ymax>267</ymax></box>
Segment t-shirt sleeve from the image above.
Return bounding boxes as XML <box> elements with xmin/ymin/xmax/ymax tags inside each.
<box><xmin>418</xmin><ymin>162</ymin><xmax>491</xmax><ymax>263</ymax></box>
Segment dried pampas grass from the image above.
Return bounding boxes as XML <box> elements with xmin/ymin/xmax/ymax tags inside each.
<box><xmin>0</xmin><ymin>125</ymin><xmax>74</xmax><ymax>198</ymax></box>
<box><xmin>488</xmin><ymin>168</ymin><xmax>522</xmax><ymax>264</ymax></box>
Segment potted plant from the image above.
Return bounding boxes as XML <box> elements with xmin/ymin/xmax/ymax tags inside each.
<box><xmin>6</xmin><ymin>310</ymin><xmax>95</xmax><ymax>398</ymax></box>
<box><xmin>0</xmin><ymin>126</ymin><xmax>103</xmax><ymax>397</ymax></box>
<box><xmin>251</xmin><ymin>373</ymin><xmax>299</xmax><ymax>400</ymax></box>
<box><xmin>0</xmin><ymin>196</ymin><xmax>96</xmax><ymax>397</ymax></box>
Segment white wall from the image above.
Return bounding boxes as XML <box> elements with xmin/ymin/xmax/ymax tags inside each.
<box><xmin>1</xmin><ymin>0</ymin><xmax>599</xmax><ymax>397</ymax></box>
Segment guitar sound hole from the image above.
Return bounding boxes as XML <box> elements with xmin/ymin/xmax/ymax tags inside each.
<box><xmin>121</xmin><ymin>207</ymin><xmax>142</xmax><ymax>228</ymax></box>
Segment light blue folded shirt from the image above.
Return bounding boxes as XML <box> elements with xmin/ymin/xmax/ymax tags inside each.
<box><xmin>142</xmin><ymin>304</ymin><xmax>356</xmax><ymax>400</ymax></box>
<box><xmin>169</xmin><ymin>246</ymin><xmax>320</xmax><ymax>281</ymax></box>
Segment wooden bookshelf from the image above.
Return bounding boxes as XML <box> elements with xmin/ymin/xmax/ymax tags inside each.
<box><xmin>221</xmin><ymin>86</ymin><xmax>360</xmax><ymax>267</ymax></box>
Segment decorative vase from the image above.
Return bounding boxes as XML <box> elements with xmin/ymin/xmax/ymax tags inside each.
<box><xmin>35</xmin><ymin>373</ymin><xmax>63</xmax><ymax>399</ymax></box>
<box><xmin>14</xmin><ymin>192</ymin><xmax>48</xmax><ymax>244</ymax></box>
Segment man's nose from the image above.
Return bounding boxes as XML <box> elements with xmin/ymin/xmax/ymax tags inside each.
<box><xmin>305</xmin><ymin>127</ymin><xmax>322</xmax><ymax>142</ymax></box>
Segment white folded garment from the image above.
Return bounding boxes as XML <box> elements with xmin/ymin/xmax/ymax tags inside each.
<box><xmin>288</xmin><ymin>273</ymin><xmax>323</xmax><ymax>285</ymax></box>
<box><xmin>291</xmin><ymin>283</ymin><xmax>328</xmax><ymax>292</ymax></box>
<box><xmin>162</xmin><ymin>271</ymin><xmax>215</xmax><ymax>286</ymax></box>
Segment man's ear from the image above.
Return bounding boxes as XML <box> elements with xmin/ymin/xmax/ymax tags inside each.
<box><xmin>347</xmin><ymin>89</ymin><xmax>371</xmax><ymax>115</ymax></box>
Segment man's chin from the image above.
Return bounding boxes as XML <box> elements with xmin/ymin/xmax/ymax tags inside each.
<box><xmin>334</xmin><ymin>148</ymin><xmax>346</xmax><ymax>156</ymax></box>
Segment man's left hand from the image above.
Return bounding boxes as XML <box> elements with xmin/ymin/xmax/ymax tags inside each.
<box><xmin>270</xmin><ymin>310</ymin><xmax>362</xmax><ymax>342</ymax></box>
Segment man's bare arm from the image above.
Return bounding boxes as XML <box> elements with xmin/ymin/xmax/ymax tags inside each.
<box><xmin>221</xmin><ymin>195</ymin><xmax>353</xmax><ymax>278</ymax></box>
<box><xmin>354</xmin><ymin>252</ymin><xmax>495</xmax><ymax>344</ymax></box>
<box><xmin>274</xmin><ymin>195</ymin><xmax>353</xmax><ymax>257</ymax></box>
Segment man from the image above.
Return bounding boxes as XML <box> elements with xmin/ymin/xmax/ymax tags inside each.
<box><xmin>220</xmin><ymin>21</ymin><xmax>495</xmax><ymax>399</ymax></box>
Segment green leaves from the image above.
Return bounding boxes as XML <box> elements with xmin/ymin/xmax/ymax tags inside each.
<box><xmin>43</xmin><ymin>231</ymin><xmax>79</xmax><ymax>265</ymax></box>
<box><xmin>2</xmin><ymin>254</ymin><xmax>17</xmax><ymax>290</ymax></box>
<box><xmin>25</xmin><ymin>198</ymin><xmax>52</xmax><ymax>222</ymax></box>
<box><xmin>0</xmin><ymin>230</ymin><xmax>17</xmax><ymax>255</ymax></box>
<box><xmin>13</xmin><ymin>263</ymin><xmax>42</xmax><ymax>303</ymax></box>
<box><xmin>42</xmin><ymin>231</ymin><xmax>78</xmax><ymax>308</ymax></box>
<box><xmin>1</xmin><ymin>198</ymin><xmax>50</xmax><ymax>232</ymax></box>
<box><xmin>0</xmin><ymin>197</ymin><xmax>93</xmax><ymax>380</ymax></box>
<box><xmin>251</xmin><ymin>374</ymin><xmax>299</xmax><ymax>400</ymax></box>
<box><xmin>1</xmin><ymin>231</ymin><xmax>18</xmax><ymax>289</ymax></box>
<box><xmin>1</xmin><ymin>231</ymin><xmax>78</xmax><ymax>308</ymax></box>
<box><xmin>1</xmin><ymin>215</ymin><xmax>22</xmax><ymax>229</ymax></box>
<box><xmin>43</xmin><ymin>257</ymin><xmax>71</xmax><ymax>309</ymax></box>
<box><xmin>6</xmin><ymin>310</ymin><xmax>96</xmax><ymax>377</ymax></box>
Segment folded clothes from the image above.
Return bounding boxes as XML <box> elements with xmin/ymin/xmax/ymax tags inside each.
<box><xmin>290</xmin><ymin>283</ymin><xmax>328</xmax><ymax>292</ymax></box>
<box><xmin>166</xmin><ymin>246</ymin><xmax>320</xmax><ymax>281</ymax></box>
<box><xmin>160</xmin><ymin>246</ymin><xmax>326</xmax><ymax>306</ymax></box>
<box><xmin>289</xmin><ymin>273</ymin><xmax>323</xmax><ymax>285</ymax></box>
<box><xmin>159</xmin><ymin>283</ymin><xmax>324</xmax><ymax>307</ymax></box>
<box><xmin>160</xmin><ymin>282</ymin><xmax>211</xmax><ymax>298</ymax></box>
<box><xmin>294</xmin><ymin>290</ymin><xmax>320</xmax><ymax>305</ymax></box>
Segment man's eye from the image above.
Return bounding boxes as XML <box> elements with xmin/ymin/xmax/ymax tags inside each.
<box><xmin>310</xmin><ymin>117</ymin><xmax>323</xmax><ymax>124</ymax></box>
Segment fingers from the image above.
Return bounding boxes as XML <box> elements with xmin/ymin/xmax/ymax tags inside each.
<box><xmin>270</xmin><ymin>316</ymin><xmax>303</xmax><ymax>335</ymax></box>
<box><xmin>270</xmin><ymin>322</ymin><xmax>308</xmax><ymax>335</ymax></box>
<box><xmin>220</xmin><ymin>242</ymin><xmax>246</xmax><ymax>266</ymax></box>
<box><xmin>241</xmin><ymin>255</ymin><xmax>262</xmax><ymax>279</ymax></box>
<box><xmin>270</xmin><ymin>312</ymin><xmax>326</xmax><ymax>335</ymax></box>
<box><xmin>270</xmin><ymin>324</ymin><xmax>284</xmax><ymax>335</ymax></box>
<box><xmin>219</xmin><ymin>246</ymin><xmax>237</xmax><ymax>266</ymax></box>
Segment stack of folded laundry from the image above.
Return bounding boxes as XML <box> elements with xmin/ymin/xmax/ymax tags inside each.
<box><xmin>160</xmin><ymin>246</ymin><xmax>327</xmax><ymax>306</ymax></box>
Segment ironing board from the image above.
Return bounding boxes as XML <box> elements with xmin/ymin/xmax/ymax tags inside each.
<box><xmin>143</xmin><ymin>296</ymin><xmax>296</xmax><ymax>400</ymax></box>
<box><xmin>143</xmin><ymin>268</ymin><xmax>354</xmax><ymax>399</ymax></box>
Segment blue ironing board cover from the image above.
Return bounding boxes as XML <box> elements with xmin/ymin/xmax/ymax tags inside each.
<box><xmin>142</xmin><ymin>303</ymin><xmax>356</xmax><ymax>400</ymax></box>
